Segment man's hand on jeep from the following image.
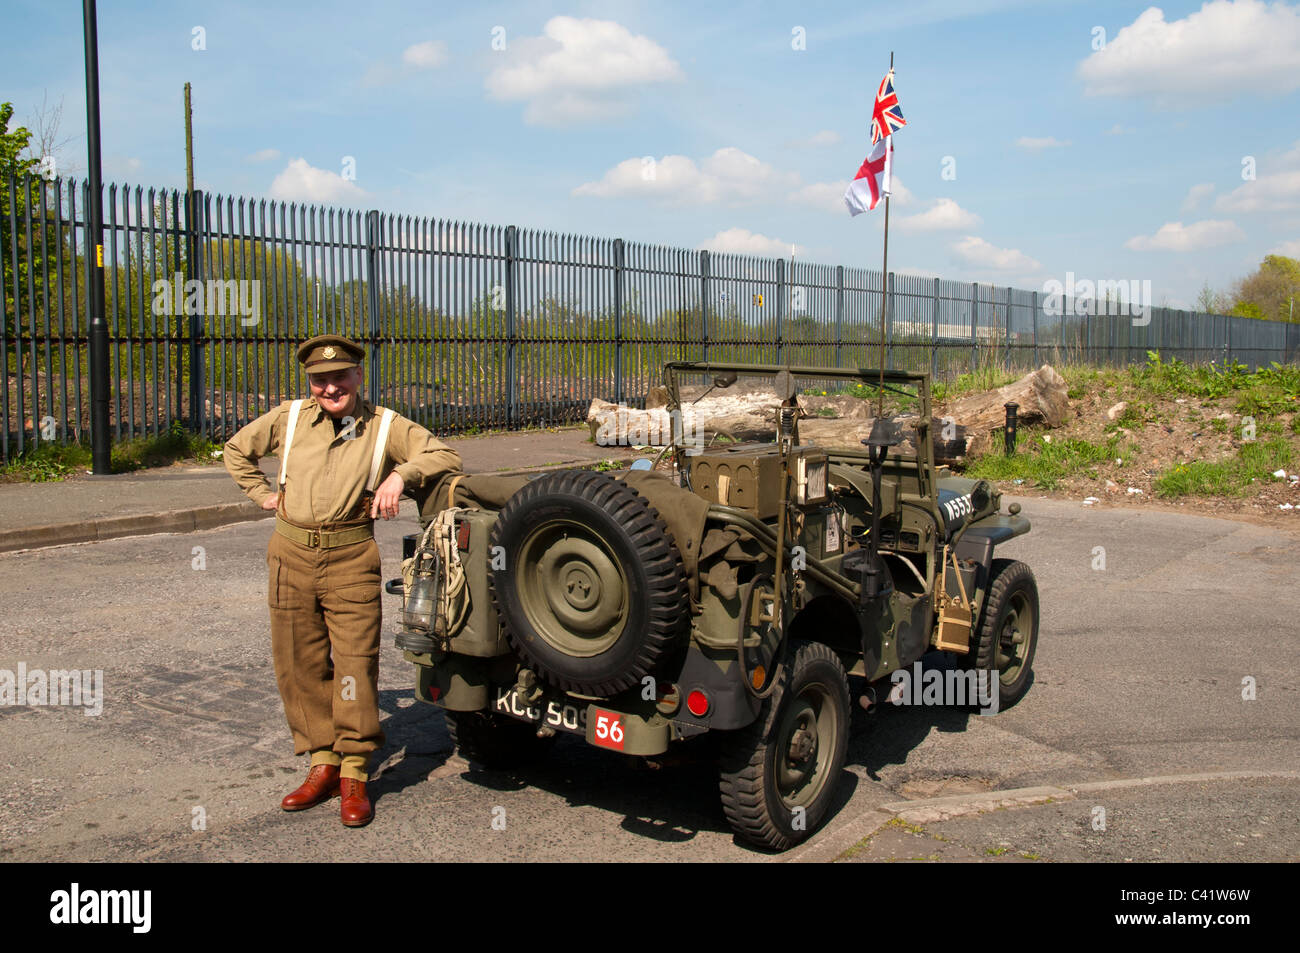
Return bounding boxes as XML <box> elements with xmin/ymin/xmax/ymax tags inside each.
<box><xmin>371</xmin><ymin>472</ymin><xmax>405</xmax><ymax>520</ymax></box>
<box><xmin>262</xmin><ymin>492</ymin><xmax>279</xmax><ymax>511</ymax></box>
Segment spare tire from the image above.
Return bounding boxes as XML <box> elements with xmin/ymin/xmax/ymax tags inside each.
<box><xmin>489</xmin><ymin>469</ymin><xmax>688</xmax><ymax>696</ymax></box>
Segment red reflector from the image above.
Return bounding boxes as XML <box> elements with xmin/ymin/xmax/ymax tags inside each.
<box><xmin>686</xmin><ymin>690</ymin><xmax>709</xmax><ymax>717</ymax></box>
<box><xmin>428</xmin><ymin>685</ymin><xmax>441</xmax><ymax>702</ymax></box>
<box><xmin>456</xmin><ymin>521</ymin><xmax>471</xmax><ymax>551</ymax></box>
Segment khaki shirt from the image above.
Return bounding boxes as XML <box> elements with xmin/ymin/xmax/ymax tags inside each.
<box><xmin>224</xmin><ymin>397</ymin><xmax>462</xmax><ymax>525</ymax></box>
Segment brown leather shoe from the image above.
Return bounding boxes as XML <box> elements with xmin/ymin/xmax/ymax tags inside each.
<box><xmin>281</xmin><ymin>764</ymin><xmax>340</xmax><ymax>812</ymax></box>
<box><xmin>339</xmin><ymin>778</ymin><xmax>373</xmax><ymax>827</ymax></box>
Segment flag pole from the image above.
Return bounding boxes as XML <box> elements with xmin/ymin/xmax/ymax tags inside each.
<box><xmin>876</xmin><ymin>52</ymin><xmax>894</xmax><ymax>419</ymax></box>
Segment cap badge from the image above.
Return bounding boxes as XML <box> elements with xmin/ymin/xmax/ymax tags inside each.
<box><xmin>322</xmin><ymin>346</ymin><xmax>337</xmax><ymax>359</ymax></box>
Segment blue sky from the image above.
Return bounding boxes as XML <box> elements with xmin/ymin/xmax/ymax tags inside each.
<box><xmin>3</xmin><ymin>0</ymin><xmax>1299</xmax><ymax>308</ymax></box>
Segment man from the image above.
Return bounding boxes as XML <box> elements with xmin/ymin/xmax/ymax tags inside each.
<box><xmin>224</xmin><ymin>334</ymin><xmax>461</xmax><ymax>826</ymax></box>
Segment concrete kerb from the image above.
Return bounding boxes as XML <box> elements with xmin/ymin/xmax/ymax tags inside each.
<box><xmin>0</xmin><ymin>456</ymin><xmax>636</xmax><ymax>555</ymax></box>
<box><xmin>784</xmin><ymin>769</ymin><xmax>1300</xmax><ymax>863</ymax></box>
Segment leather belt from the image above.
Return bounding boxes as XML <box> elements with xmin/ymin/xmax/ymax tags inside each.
<box><xmin>275</xmin><ymin>517</ymin><xmax>374</xmax><ymax>550</ymax></box>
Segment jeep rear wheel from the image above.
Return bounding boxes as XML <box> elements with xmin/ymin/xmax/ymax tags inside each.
<box><xmin>489</xmin><ymin>470</ymin><xmax>688</xmax><ymax>697</ymax></box>
<box><xmin>718</xmin><ymin>641</ymin><xmax>850</xmax><ymax>851</ymax></box>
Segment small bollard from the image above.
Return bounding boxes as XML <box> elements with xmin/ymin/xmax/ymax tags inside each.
<box><xmin>1004</xmin><ymin>402</ymin><xmax>1019</xmax><ymax>456</ymax></box>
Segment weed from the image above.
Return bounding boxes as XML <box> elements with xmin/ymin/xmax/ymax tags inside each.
<box><xmin>984</xmin><ymin>846</ymin><xmax>1009</xmax><ymax>856</ymax></box>
<box><xmin>886</xmin><ymin>817</ymin><xmax>926</xmax><ymax>835</ymax></box>
<box><xmin>1153</xmin><ymin>438</ymin><xmax>1293</xmax><ymax>498</ymax></box>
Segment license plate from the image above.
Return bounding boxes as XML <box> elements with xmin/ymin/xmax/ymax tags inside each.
<box><xmin>493</xmin><ymin>687</ymin><xmax>587</xmax><ymax>736</ymax></box>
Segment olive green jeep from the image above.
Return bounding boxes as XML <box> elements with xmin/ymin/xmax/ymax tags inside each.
<box><xmin>392</xmin><ymin>363</ymin><xmax>1039</xmax><ymax>851</ymax></box>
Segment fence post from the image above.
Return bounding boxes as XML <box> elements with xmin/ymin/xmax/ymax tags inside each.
<box><xmin>775</xmin><ymin>257</ymin><xmax>785</xmax><ymax>365</ymax></box>
<box><xmin>613</xmin><ymin>238</ymin><xmax>625</xmax><ymax>404</ymax></box>
<box><xmin>185</xmin><ymin>188</ymin><xmax>206</xmax><ymax>433</ymax></box>
<box><xmin>700</xmin><ymin>250</ymin><xmax>710</xmax><ymax>364</ymax></box>
<box><xmin>835</xmin><ymin>265</ymin><xmax>844</xmax><ymax>367</ymax></box>
<box><xmin>364</xmin><ymin>210</ymin><xmax>382</xmax><ymax>407</ymax></box>
<box><xmin>970</xmin><ymin>282</ymin><xmax>978</xmax><ymax>374</ymax></box>
<box><xmin>930</xmin><ymin>276</ymin><xmax>939</xmax><ymax>380</ymax></box>
<box><xmin>504</xmin><ymin>225</ymin><xmax>518</xmax><ymax>428</ymax></box>
<box><xmin>1004</xmin><ymin>285</ymin><xmax>1012</xmax><ymax>372</ymax></box>
<box><xmin>1031</xmin><ymin>289</ymin><xmax>1039</xmax><ymax>368</ymax></box>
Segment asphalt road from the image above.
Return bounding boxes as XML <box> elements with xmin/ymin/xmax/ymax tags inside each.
<box><xmin>1</xmin><ymin>496</ymin><xmax>1297</xmax><ymax>862</ymax></box>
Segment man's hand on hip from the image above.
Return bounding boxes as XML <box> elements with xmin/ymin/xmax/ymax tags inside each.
<box><xmin>371</xmin><ymin>472</ymin><xmax>405</xmax><ymax>520</ymax></box>
<box><xmin>262</xmin><ymin>492</ymin><xmax>279</xmax><ymax>511</ymax></box>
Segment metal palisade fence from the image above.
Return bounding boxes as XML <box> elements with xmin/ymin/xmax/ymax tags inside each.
<box><xmin>3</xmin><ymin>171</ymin><xmax>1299</xmax><ymax>462</ymax></box>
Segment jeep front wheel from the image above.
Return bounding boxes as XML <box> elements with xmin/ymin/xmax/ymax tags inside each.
<box><xmin>718</xmin><ymin>641</ymin><xmax>851</xmax><ymax>851</ymax></box>
<box><xmin>963</xmin><ymin>558</ymin><xmax>1039</xmax><ymax>710</ymax></box>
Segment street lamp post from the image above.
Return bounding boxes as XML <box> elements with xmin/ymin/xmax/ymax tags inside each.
<box><xmin>83</xmin><ymin>0</ymin><xmax>110</xmax><ymax>474</ymax></box>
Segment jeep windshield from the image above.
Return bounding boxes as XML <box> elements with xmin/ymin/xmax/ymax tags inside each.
<box><xmin>661</xmin><ymin>362</ymin><xmax>931</xmax><ymax>456</ymax></box>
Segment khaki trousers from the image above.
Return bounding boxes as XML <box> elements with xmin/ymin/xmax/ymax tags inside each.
<box><xmin>267</xmin><ymin>529</ymin><xmax>385</xmax><ymax>764</ymax></box>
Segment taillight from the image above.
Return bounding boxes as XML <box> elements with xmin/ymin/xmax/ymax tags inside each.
<box><xmin>686</xmin><ymin>689</ymin><xmax>710</xmax><ymax>717</ymax></box>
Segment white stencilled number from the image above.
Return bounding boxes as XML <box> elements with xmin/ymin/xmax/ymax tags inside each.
<box><xmin>546</xmin><ymin>702</ymin><xmax>563</xmax><ymax>727</ymax></box>
<box><xmin>594</xmin><ymin>711</ymin><xmax>625</xmax><ymax>749</ymax></box>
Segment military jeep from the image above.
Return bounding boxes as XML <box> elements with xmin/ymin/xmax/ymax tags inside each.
<box><xmin>393</xmin><ymin>363</ymin><xmax>1039</xmax><ymax>851</ymax></box>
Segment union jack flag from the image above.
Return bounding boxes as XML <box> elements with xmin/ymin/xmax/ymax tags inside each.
<box><xmin>870</xmin><ymin>72</ymin><xmax>906</xmax><ymax>144</ymax></box>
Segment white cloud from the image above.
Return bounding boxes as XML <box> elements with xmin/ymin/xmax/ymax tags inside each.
<box><xmin>1103</xmin><ymin>123</ymin><xmax>1131</xmax><ymax>135</ymax></box>
<box><xmin>1016</xmin><ymin>136</ymin><xmax>1070</xmax><ymax>151</ymax></box>
<box><xmin>1124</xmin><ymin>219</ymin><xmax>1246</xmax><ymax>251</ymax></box>
<box><xmin>787</xmin><ymin>130</ymin><xmax>842</xmax><ymax>148</ymax></box>
<box><xmin>485</xmin><ymin>16</ymin><xmax>682</xmax><ymax>125</ymax></box>
<box><xmin>1215</xmin><ymin>170</ymin><xmax>1300</xmax><ymax>212</ymax></box>
<box><xmin>1078</xmin><ymin>0</ymin><xmax>1300</xmax><ymax>105</ymax></box>
<box><xmin>896</xmin><ymin>198</ymin><xmax>982</xmax><ymax>232</ymax></box>
<box><xmin>889</xmin><ymin>177</ymin><xmax>915</xmax><ymax>206</ymax></box>
<box><xmin>1268</xmin><ymin>239</ymin><xmax>1300</xmax><ymax>257</ymax></box>
<box><xmin>574</xmin><ymin>148</ymin><xmax>795</xmax><ymax>204</ymax></box>
<box><xmin>247</xmin><ymin>148</ymin><xmax>281</xmax><ymax>163</ymax></box>
<box><xmin>1181</xmin><ymin>182</ymin><xmax>1215</xmax><ymax>212</ymax></box>
<box><xmin>268</xmin><ymin>159</ymin><xmax>369</xmax><ymax>204</ymax></box>
<box><xmin>951</xmin><ymin>236</ymin><xmax>1042</xmax><ymax>271</ymax></box>
<box><xmin>403</xmin><ymin>41</ymin><xmax>447</xmax><ymax>69</ymax></box>
<box><xmin>788</xmin><ymin>181</ymin><xmax>849</xmax><ymax>214</ymax></box>
<box><xmin>699</xmin><ymin>228</ymin><xmax>805</xmax><ymax>258</ymax></box>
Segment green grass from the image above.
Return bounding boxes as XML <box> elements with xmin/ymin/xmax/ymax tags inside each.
<box><xmin>1153</xmin><ymin>438</ymin><xmax>1293</xmax><ymax>499</ymax></box>
<box><xmin>966</xmin><ymin>434</ymin><xmax>1124</xmax><ymax>490</ymax></box>
<box><xmin>1126</xmin><ymin>352</ymin><xmax>1300</xmax><ymax>413</ymax></box>
<box><xmin>2</xmin><ymin>421</ymin><xmax>223</xmax><ymax>482</ymax></box>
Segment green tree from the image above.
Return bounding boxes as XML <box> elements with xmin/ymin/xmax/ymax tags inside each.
<box><xmin>1229</xmin><ymin>255</ymin><xmax>1300</xmax><ymax>322</ymax></box>
<box><xmin>1</xmin><ymin>101</ymin><xmax>41</xmax><ymax>346</ymax></box>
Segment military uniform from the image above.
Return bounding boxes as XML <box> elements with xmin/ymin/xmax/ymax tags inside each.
<box><xmin>224</xmin><ymin>335</ymin><xmax>461</xmax><ymax>825</ymax></box>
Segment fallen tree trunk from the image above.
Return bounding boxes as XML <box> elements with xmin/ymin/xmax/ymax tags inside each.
<box><xmin>936</xmin><ymin>364</ymin><xmax>1069</xmax><ymax>457</ymax></box>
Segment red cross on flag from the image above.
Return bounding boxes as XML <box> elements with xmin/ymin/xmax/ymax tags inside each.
<box><xmin>844</xmin><ymin>135</ymin><xmax>892</xmax><ymax>216</ymax></box>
